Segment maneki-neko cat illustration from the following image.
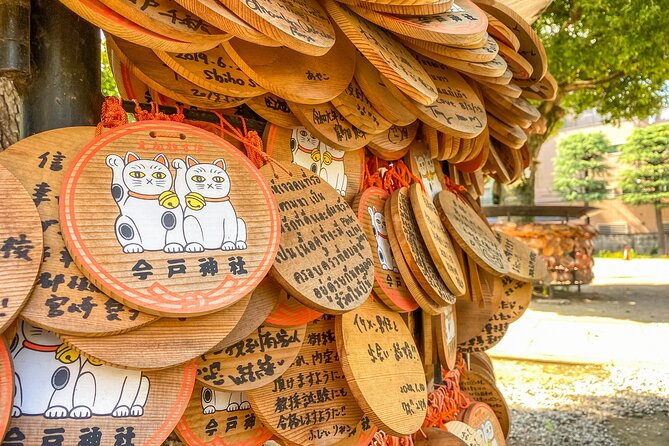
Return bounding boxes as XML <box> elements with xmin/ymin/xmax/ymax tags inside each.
<box><xmin>414</xmin><ymin>152</ymin><xmax>441</xmax><ymax>199</ymax></box>
<box><xmin>10</xmin><ymin>320</ymin><xmax>150</xmax><ymax>419</ymax></box>
<box><xmin>476</xmin><ymin>420</ymin><xmax>498</xmax><ymax>446</ymax></box>
<box><xmin>367</xmin><ymin>205</ymin><xmax>398</xmax><ymax>272</ymax></box>
<box><xmin>201</xmin><ymin>388</ymin><xmax>250</xmax><ymax>414</ymax></box>
<box><xmin>106</xmin><ymin>151</ymin><xmax>247</xmax><ymax>253</ymax></box>
<box><xmin>290</xmin><ymin>127</ymin><xmax>348</xmax><ymax>196</ymax></box>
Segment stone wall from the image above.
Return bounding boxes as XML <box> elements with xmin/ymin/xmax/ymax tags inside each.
<box><xmin>594</xmin><ymin>233</ymin><xmax>663</xmax><ymax>254</ymax></box>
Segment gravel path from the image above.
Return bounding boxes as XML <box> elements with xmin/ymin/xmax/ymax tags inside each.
<box><xmin>495</xmin><ymin>359</ymin><xmax>669</xmax><ymax>446</ymax></box>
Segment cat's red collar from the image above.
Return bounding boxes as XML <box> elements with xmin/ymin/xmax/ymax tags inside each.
<box><xmin>377</xmin><ymin>232</ymin><xmax>388</xmax><ymax>240</ymax></box>
<box><xmin>23</xmin><ymin>340</ymin><xmax>59</xmax><ymax>352</ymax></box>
<box><xmin>129</xmin><ymin>191</ymin><xmax>161</xmax><ymax>200</ymax></box>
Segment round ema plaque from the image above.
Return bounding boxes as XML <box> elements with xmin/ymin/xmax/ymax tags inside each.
<box><xmin>197</xmin><ymin>323</ymin><xmax>307</xmax><ymax>391</ymax></box>
<box><xmin>176</xmin><ymin>383</ymin><xmax>273</xmax><ymax>446</ymax></box>
<box><xmin>261</xmin><ymin>163</ymin><xmax>374</xmax><ymax>314</ymax></box>
<box><xmin>406</xmin><ymin>140</ymin><xmax>443</xmax><ymax>200</ymax></box>
<box><xmin>494</xmin><ymin>231</ymin><xmax>548</xmax><ymax>282</ymax></box>
<box><xmin>247</xmin><ymin>316</ymin><xmax>364</xmax><ymax>446</ymax></box>
<box><xmin>264</xmin><ymin>125</ymin><xmax>365</xmax><ymax>204</ymax></box>
<box><xmin>337</xmin><ymin>298</ymin><xmax>427</xmax><ymax>436</ymax></box>
<box><xmin>0</xmin><ymin>127</ymin><xmax>158</xmax><ymax>337</ymax></box>
<box><xmin>352</xmin><ymin>187</ymin><xmax>418</xmax><ymax>313</ymax></box>
<box><xmin>444</xmin><ymin>421</ymin><xmax>485</xmax><ymax>446</ymax></box>
<box><xmin>60</xmin><ymin>121</ymin><xmax>280</xmax><ymax>317</ymax></box>
<box><xmin>460</xmin><ymin>402</ymin><xmax>507</xmax><ymax>446</ymax></box>
<box><xmin>0</xmin><ymin>163</ymin><xmax>43</xmax><ymax>333</ymax></box>
<box><xmin>433</xmin><ymin>304</ymin><xmax>457</xmax><ymax>371</ymax></box>
<box><xmin>265</xmin><ymin>293</ymin><xmax>323</xmax><ymax>327</ymax></box>
<box><xmin>4</xmin><ymin>320</ymin><xmax>195</xmax><ymax>446</ymax></box>
<box><xmin>435</xmin><ymin>190</ymin><xmax>508</xmax><ymax>276</ymax></box>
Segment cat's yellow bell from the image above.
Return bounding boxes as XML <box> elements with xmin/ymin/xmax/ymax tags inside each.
<box><xmin>310</xmin><ymin>148</ymin><xmax>321</xmax><ymax>162</ymax></box>
<box><xmin>55</xmin><ymin>343</ymin><xmax>80</xmax><ymax>364</ymax></box>
<box><xmin>322</xmin><ymin>151</ymin><xmax>333</xmax><ymax>166</ymax></box>
<box><xmin>186</xmin><ymin>192</ymin><xmax>206</xmax><ymax>211</ymax></box>
<box><xmin>159</xmin><ymin>191</ymin><xmax>180</xmax><ymax>209</ymax></box>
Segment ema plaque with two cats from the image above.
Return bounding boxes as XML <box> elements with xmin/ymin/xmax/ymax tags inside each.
<box><xmin>60</xmin><ymin>122</ymin><xmax>280</xmax><ymax>317</ymax></box>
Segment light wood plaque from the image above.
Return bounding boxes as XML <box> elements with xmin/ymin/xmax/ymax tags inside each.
<box><xmin>247</xmin><ymin>94</ymin><xmax>302</xmax><ymax>129</ymax></box>
<box><xmin>288</xmin><ymin>102</ymin><xmax>369</xmax><ymax>151</ymax></box>
<box><xmin>325</xmin><ymin>1</ymin><xmax>438</xmax><ymax>106</ymax></box>
<box><xmin>367</xmin><ymin>122</ymin><xmax>420</xmax><ymax>159</ymax></box>
<box><xmin>406</xmin><ymin>138</ymin><xmax>443</xmax><ymax>200</ymax></box>
<box><xmin>60</xmin><ymin>122</ymin><xmax>279</xmax><ymax>317</ymax></box>
<box><xmin>222</xmin><ymin>27</ymin><xmax>355</xmax><ymax>105</ymax></box>
<box><xmin>444</xmin><ymin>421</ymin><xmax>486</xmax><ymax>446</ymax></box>
<box><xmin>390</xmin><ymin>189</ymin><xmax>455</xmax><ymax>306</ymax></box>
<box><xmin>176</xmin><ymin>383</ymin><xmax>273</xmax><ymax>446</ymax></box>
<box><xmin>409</xmin><ymin>184</ymin><xmax>466</xmax><ymax>296</ymax></box>
<box><xmin>433</xmin><ymin>305</ymin><xmax>458</xmax><ymax>371</ymax></box>
<box><xmin>494</xmin><ymin>231</ymin><xmax>548</xmax><ymax>281</ymax></box>
<box><xmin>247</xmin><ymin>316</ymin><xmax>363</xmax><ymax>446</ymax></box>
<box><xmin>400</xmin><ymin>34</ymin><xmax>498</xmax><ymax>64</ymax></box>
<box><xmin>0</xmin><ymin>164</ymin><xmax>43</xmax><ymax>333</ymax></box>
<box><xmin>265</xmin><ymin>293</ymin><xmax>323</xmax><ymax>327</ymax></box>
<box><xmin>435</xmin><ymin>191</ymin><xmax>508</xmax><ymax>275</ymax></box>
<box><xmin>108</xmin><ymin>35</ymin><xmax>249</xmax><ymax>109</ymax></box>
<box><xmin>345</xmin><ymin>0</ymin><xmax>455</xmax><ymax>16</ymax></box>
<box><xmin>59</xmin><ymin>294</ymin><xmax>251</xmax><ymax>370</ymax></box>
<box><xmin>217</xmin><ymin>0</ymin><xmax>336</xmax><ymax>56</ymax></box>
<box><xmin>353</xmin><ymin>188</ymin><xmax>418</xmax><ymax>313</ymax></box>
<box><xmin>197</xmin><ymin>323</ymin><xmax>307</xmax><ymax>391</ymax></box>
<box><xmin>460</xmin><ymin>400</ymin><xmax>508</xmax><ymax>444</ymax></box>
<box><xmin>263</xmin><ymin>125</ymin><xmax>365</xmax><ymax>204</ymax></box>
<box><xmin>0</xmin><ymin>127</ymin><xmax>158</xmax><ymax>336</ymax></box>
<box><xmin>331</xmin><ymin>78</ymin><xmax>392</xmax><ymax>135</ymax></box>
<box><xmin>337</xmin><ymin>298</ymin><xmax>427</xmax><ymax>436</ymax></box>
<box><xmin>262</xmin><ymin>163</ymin><xmax>374</xmax><ymax>313</ymax></box>
<box><xmin>5</xmin><ymin>320</ymin><xmax>195</xmax><ymax>445</ymax></box>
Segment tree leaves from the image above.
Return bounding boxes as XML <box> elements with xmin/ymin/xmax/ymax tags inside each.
<box><xmin>619</xmin><ymin>123</ymin><xmax>669</xmax><ymax>205</ymax></box>
<box><xmin>553</xmin><ymin>132</ymin><xmax>611</xmax><ymax>202</ymax></box>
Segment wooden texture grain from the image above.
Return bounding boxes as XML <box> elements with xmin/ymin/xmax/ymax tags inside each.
<box><xmin>248</xmin><ymin>94</ymin><xmax>302</xmax><ymax>129</ymax></box>
<box><xmin>289</xmin><ymin>101</ymin><xmax>369</xmax><ymax>151</ymax></box>
<box><xmin>460</xmin><ymin>398</ymin><xmax>509</xmax><ymax>443</ymax></box>
<box><xmin>444</xmin><ymin>421</ymin><xmax>486</xmax><ymax>446</ymax></box>
<box><xmin>433</xmin><ymin>305</ymin><xmax>458</xmax><ymax>371</ymax></box>
<box><xmin>340</xmin><ymin>0</ymin><xmax>454</xmax><ymax>16</ymax></box>
<box><xmin>331</xmin><ymin>78</ymin><xmax>392</xmax><ymax>135</ymax></box>
<box><xmin>400</xmin><ymin>34</ymin><xmax>498</xmax><ymax>63</ymax></box>
<box><xmin>493</xmin><ymin>231</ymin><xmax>548</xmax><ymax>281</ymax></box>
<box><xmin>367</xmin><ymin>122</ymin><xmax>420</xmax><ymax>159</ymax></box>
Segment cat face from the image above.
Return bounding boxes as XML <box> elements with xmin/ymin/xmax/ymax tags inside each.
<box><xmin>185</xmin><ymin>156</ymin><xmax>231</xmax><ymax>199</ymax></box>
<box><xmin>122</xmin><ymin>152</ymin><xmax>172</xmax><ymax>196</ymax></box>
<box><xmin>20</xmin><ymin>320</ymin><xmax>61</xmax><ymax>347</ymax></box>
<box><xmin>292</xmin><ymin>127</ymin><xmax>319</xmax><ymax>151</ymax></box>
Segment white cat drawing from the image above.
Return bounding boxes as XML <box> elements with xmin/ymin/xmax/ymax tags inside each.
<box><xmin>446</xmin><ymin>308</ymin><xmax>456</xmax><ymax>344</ymax></box>
<box><xmin>367</xmin><ymin>206</ymin><xmax>398</xmax><ymax>272</ymax></box>
<box><xmin>173</xmin><ymin>156</ymin><xmax>247</xmax><ymax>252</ymax></box>
<box><xmin>200</xmin><ymin>388</ymin><xmax>250</xmax><ymax>415</ymax></box>
<box><xmin>415</xmin><ymin>153</ymin><xmax>442</xmax><ymax>200</ymax></box>
<box><xmin>476</xmin><ymin>420</ymin><xmax>498</xmax><ymax>446</ymax></box>
<box><xmin>290</xmin><ymin>127</ymin><xmax>348</xmax><ymax>196</ymax></box>
<box><xmin>11</xmin><ymin>320</ymin><xmax>150</xmax><ymax>419</ymax></box>
<box><xmin>106</xmin><ymin>152</ymin><xmax>185</xmax><ymax>253</ymax></box>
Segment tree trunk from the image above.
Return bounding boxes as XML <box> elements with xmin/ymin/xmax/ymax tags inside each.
<box><xmin>0</xmin><ymin>77</ymin><xmax>20</xmax><ymax>150</ymax></box>
<box><xmin>655</xmin><ymin>204</ymin><xmax>666</xmax><ymax>256</ymax></box>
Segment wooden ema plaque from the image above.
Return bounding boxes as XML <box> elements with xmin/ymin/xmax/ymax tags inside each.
<box><xmin>494</xmin><ymin>231</ymin><xmax>547</xmax><ymax>281</ymax></box>
<box><xmin>261</xmin><ymin>163</ymin><xmax>374</xmax><ymax>314</ymax></box>
<box><xmin>197</xmin><ymin>323</ymin><xmax>307</xmax><ymax>391</ymax></box>
<box><xmin>0</xmin><ymin>338</ymin><xmax>11</xmax><ymax>437</ymax></box>
<box><xmin>176</xmin><ymin>383</ymin><xmax>273</xmax><ymax>446</ymax></box>
<box><xmin>472</xmin><ymin>0</ymin><xmax>547</xmax><ymax>83</ymax></box>
<box><xmin>433</xmin><ymin>304</ymin><xmax>457</xmax><ymax>371</ymax></box>
<box><xmin>60</xmin><ymin>121</ymin><xmax>279</xmax><ymax>317</ymax></box>
<box><xmin>247</xmin><ymin>94</ymin><xmax>302</xmax><ymax>129</ymax></box>
<box><xmin>59</xmin><ymin>294</ymin><xmax>251</xmax><ymax>370</ymax></box>
<box><xmin>337</xmin><ymin>298</ymin><xmax>427</xmax><ymax>436</ymax></box>
<box><xmin>400</xmin><ymin>34</ymin><xmax>498</xmax><ymax>64</ymax></box>
<box><xmin>384</xmin><ymin>198</ymin><xmax>445</xmax><ymax>316</ymax></box>
<box><xmin>460</xmin><ymin>401</ymin><xmax>507</xmax><ymax>445</ymax></box>
<box><xmin>325</xmin><ymin>1</ymin><xmax>438</xmax><ymax>106</ymax></box>
<box><xmin>60</xmin><ymin>0</ymin><xmax>223</xmax><ymax>53</ymax></box>
<box><xmin>456</xmin><ymin>262</ymin><xmax>502</xmax><ymax>344</ymax></box>
<box><xmin>208</xmin><ymin>276</ymin><xmax>281</xmax><ymax>352</ymax></box>
<box><xmin>435</xmin><ymin>191</ymin><xmax>508</xmax><ymax>276</ymax></box>
<box><xmin>354</xmin><ymin>55</ymin><xmax>417</xmax><ymax>127</ymax></box>
<box><xmin>331</xmin><ymin>78</ymin><xmax>392</xmax><ymax>135</ymax></box>
<box><xmin>0</xmin><ymin>127</ymin><xmax>158</xmax><ymax>336</ymax></box>
<box><xmin>353</xmin><ymin>188</ymin><xmax>417</xmax><ymax>313</ymax></box>
<box><xmin>108</xmin><ymin>35</ymin><xmax>249</xmax><ymax>110</ymax></box>
<box><xmin>0</xmin><ymin>164</ymin><xmax>42</xmax><ymax>333</ymax></box>
<box><xmin>415</xmin><ymin>427</ymin><xmax>468</xmax><ymax>446</ymax></box>
<box><xmin>484</xmin><ymin>12</ymin><xmax>519</xmax><ymax>51</ymax></box>
<box><xmin>109</xmin><ymin>50</ymin><xmax>151</xmax><ymax>102</ymax></box>
<box><xmin>496</xmin><ymin>41</ymin><xmax>533</xmax><ymax>80</ymax></box>
<box><xmin>97</xmin><ymin>0</ymin><xmax>228</xmax><ymax>44</ymax></box>
<box><xmin>485</xmin><ymin>89</ymin><xmax>540</xmax><ymax>123</ymax></box>
<box><xmin>154</xmin><ymin>46</ymin><xmax>268</xmax><ymax>98</ymax></box>
<box><xmin>487</xmin><ymin>114</ymin><xmax>526</xmax><ymax>149</ymax></box>
<box><xmin>4</xmin><ymin>320</ymin><xmax>195</xmax><ymax>446</ymax></box>
<box><xmin>350</xmin><ymin>0</ymin><xmax>487</xmax><ymax>47</ymax></box>
<box><xmin>174</xmin><ymin>0</ymin><xmax>281</xmax><ymax>47</ymax></box>
<box><xmin>409</xmin><ymin>184</ymin><xmax>466</xmax><ymax>297</ymax></box>
<box><xmin>390</xmin><ymin>188</ymin><xmax>455</xmax><ymax>306</ymax></box>
<box><xmin>520</xmin><ymin>72</ymin><xmax>557</xmax><ymax>102</ymax></box>
<box><xmin>340</xmin><ymin>0</ymin><xmax>454</xmax><ymax>16</ymax></box>
<box><xmin>222</xmin><ymin>27</ymin><xmax>355</xmax><ymax>105</ymax></box>
<box><xmin>217</xmin><ymin>0</ymin><xmax>335</xmax><ymax>56</ymax></box>
<box><xmin>384</xmin><ymin>55</ymin><xmax>487</xmax><ymax>139</ymax></box>
<box><xmin>264</xmin><ymin>125</ymin><xmax>364</xmax><ymax>204</ymax></box>
<box><xmin>444</xmin><ymin>421</ymin><xmax>485</xmax><ymax>446</ymax></box>
<box><xmin>288</xmin><ymin>102</ymin><xmax>369</xmax><ymax>152</ymax></box>
<box><xmin>265</xmin><ymin>294</ymin><xmax>323</xmax><ymax>327</ymax></box>
<box><xmin>367</xmin><ymin>122</ymin><xmax>420</xmax><ymax>160</ymax></box>
<box><xmin>406</xmin><ymin>140</ymin><xmax>442</xmax><ymax>200</ymax></box>
<box><xmin>247</xmin><ymin>316</ymin><xmax>363</xmax><ymax>446</ymax></box>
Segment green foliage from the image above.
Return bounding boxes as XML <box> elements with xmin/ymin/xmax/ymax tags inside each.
<box><xmin>553</xmin><ymin>132</ymin><xmax>610</xmax><ymax>202</ymax></box>
<box><xmin>101</xmin><ymin>39</ymin><xmax>119</xmax><ymax>97</ymax></box>
<box><xmin>535</xmin><ymin>0</ymin><xmax>669</xmax><ymax>122</ymax></box>
<box><xmin>619</xmin><ymin>123</ymin><xmax>669</xmax><ymax>205</ymax></box>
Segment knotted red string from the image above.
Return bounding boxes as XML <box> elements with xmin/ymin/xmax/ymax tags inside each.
<box><xmin>132</xmin><ymin>100</ymin><xmax>185</xmax><ymax>122</ymax></box>
<box><xmin>443</xmin><ymin>176</ymin><xmax>467</xmax><ymax>202</ymax></box>
<box><xmin>96</xmin><ymin>96</ymin><xmax>128</xmax><ymax>135</ymax></box>
<box><xmin>422</xmin><ymin>355</ymin><xmax>472</xmax><ymax>430</ymax></box>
